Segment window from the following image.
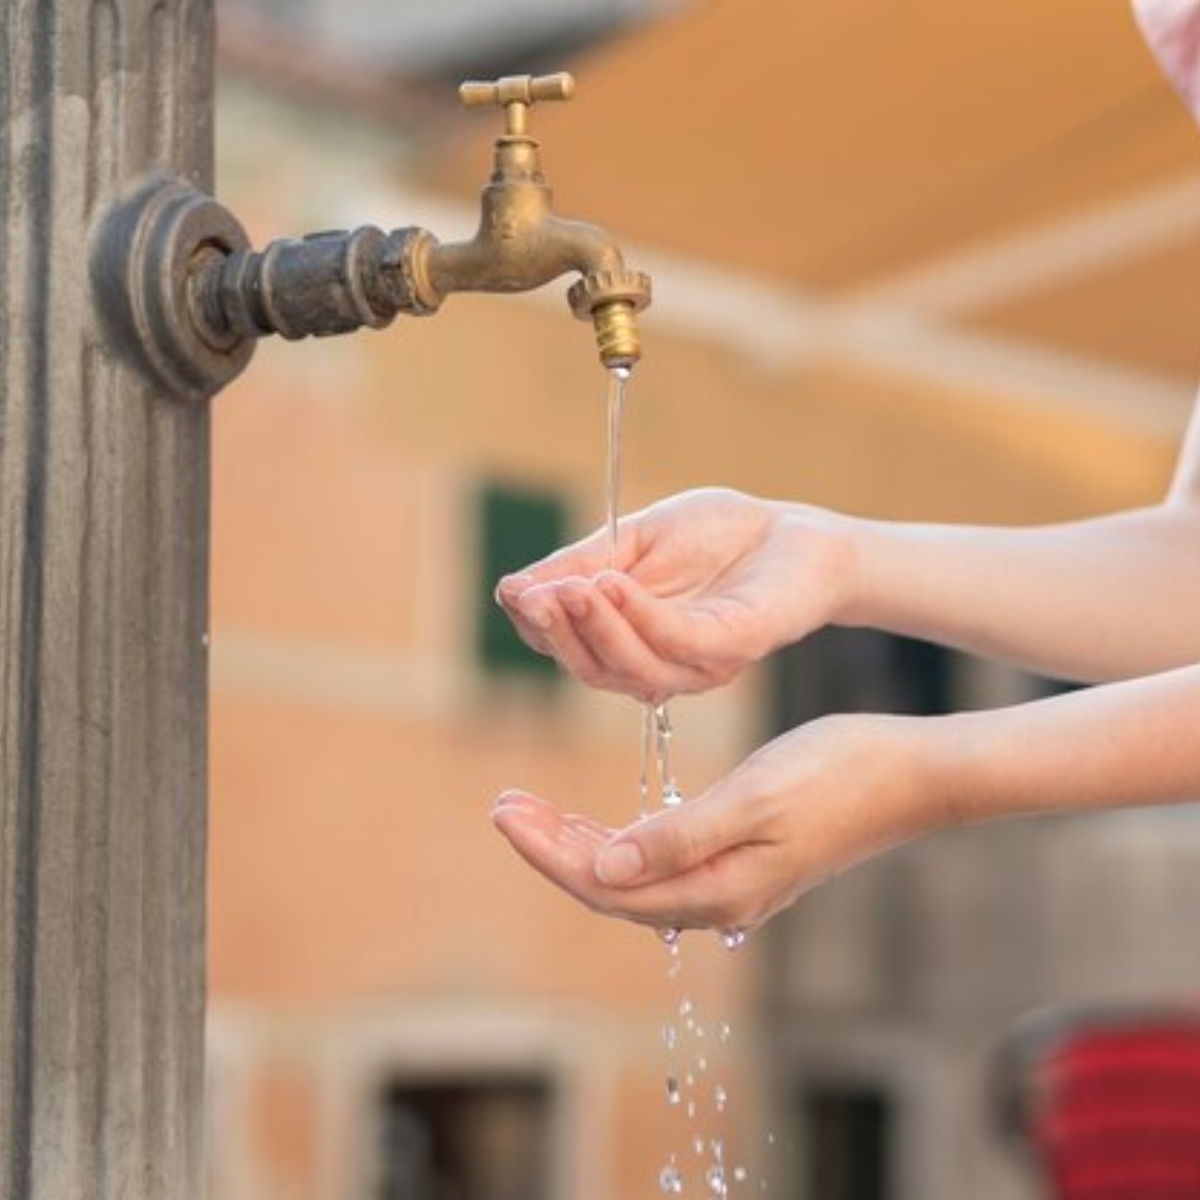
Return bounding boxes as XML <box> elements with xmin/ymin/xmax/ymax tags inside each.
<box><xmin>794</xmin><ymin>1083</ymin><xmax>893</xmax><ymax>1200</ymax></box>
<box><xmin>378</xmin><ymin>1076</ymin><xmax>553</xmax><ymax>1200</ymax></box>
<box><xmin>475</xmin><ymin>483</ymin><xmax>566</xmax><ymax>680</ymax></box>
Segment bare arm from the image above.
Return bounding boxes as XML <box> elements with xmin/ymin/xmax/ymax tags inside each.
<box><xmin>838</xmin><ymin>399</ymin><xmax>1200</xmax><ymax>683</ymax></box>
<box><xmin>498</xmin><ymin>401</ymin><xmax>1200</xmax><ymax>693</ymax></box>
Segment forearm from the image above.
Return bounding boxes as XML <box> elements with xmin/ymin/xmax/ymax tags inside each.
<box><xmin>826</xmin><ymin>500</ymin><xmax>1200</xmax><ymax>683</ymax></box>
<box><xmin>919</xmin><ymin>664</ymin><xmax>1200</xmax><ymax>830</ymax></box>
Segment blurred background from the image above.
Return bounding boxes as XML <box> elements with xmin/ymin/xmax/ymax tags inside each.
<box><xmin>205</xmin><ymin>2</ymin><xmax>1200</xmax><ymax>1198</ymax></box>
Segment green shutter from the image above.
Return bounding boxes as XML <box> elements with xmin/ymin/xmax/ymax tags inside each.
<box><xmin>476</xmin><ymin>483</ymin><xmax>566</xmax><ymax>679</ymax></box>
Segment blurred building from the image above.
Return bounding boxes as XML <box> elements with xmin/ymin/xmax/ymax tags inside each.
<box><xmin>206</xmin><ymin>2</ymin><xmax>1200</xmax><ymax>1200</ymax></box>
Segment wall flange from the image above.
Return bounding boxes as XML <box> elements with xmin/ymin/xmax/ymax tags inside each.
<box><xmin>92</xmin><ymin>174</ymin><xmax>255</xmax><ymax>401</ymax></box>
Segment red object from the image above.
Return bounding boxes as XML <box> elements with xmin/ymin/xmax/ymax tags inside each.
<box><xmin>1028</xmin><ymin>1021</ymin><xmax>1200</xmax><ymax>1199</ymax></box>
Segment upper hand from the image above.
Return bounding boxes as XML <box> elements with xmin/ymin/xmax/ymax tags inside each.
<box><xmin>494</xmin><ymin>488</ymin><xmax>853</xmax><ymax>702</ymax></box>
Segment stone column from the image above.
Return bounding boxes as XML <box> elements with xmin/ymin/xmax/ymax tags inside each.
<box><xmin>0</xmin><ymin>2</ymin><xmax>214</xmax><ymax>1198</ymax></box>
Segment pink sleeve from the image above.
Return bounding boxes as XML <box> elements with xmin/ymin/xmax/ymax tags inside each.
<box><xmin>1133</xmin><ymin>0</ymin><xmax>1200</xmax><ymax>118</ymax></box>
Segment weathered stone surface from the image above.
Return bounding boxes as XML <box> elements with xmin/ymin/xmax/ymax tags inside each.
<box><xmin>0</xmin><ymin>3</ymin><xmax>213</xmax><ymax>1197</ymax></box>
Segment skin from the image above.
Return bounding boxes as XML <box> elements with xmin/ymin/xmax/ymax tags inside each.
<box><xmin>490</xmin><ymin>400</ymin><xmax>1200</xmax><ymax>937</ymax></box>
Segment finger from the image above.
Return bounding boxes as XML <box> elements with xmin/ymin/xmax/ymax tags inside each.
<box><xmin>495</xmin><ymin>587</ymin><xmax>554</xmax><ymax>656</ymax></box>
<box><xmin>594</xmin><ymin>789</ymin><xmax>758</xmax><ymax>888</ymax></box>
<box><xmin>556</xmin><ymin>579</ymin><xmax>699</xmax><ymax>700</ymax></box>
<box><xmin>594</xmin><ymin>841</ymin><xmax>782</xmax><ymax>931</ymax></box>
<box><xmin>496</xmin><ymin>528</ymin><xmax>614</xmax><ymax>597</ymax></box>
<box><xmin>493</xmin><ymin>798</ymin><xmax>773</xmax><ymax>929</ymax></box>
<box><xmin>596</xmin><ymin>574</ymin><xmax>739</xmax><ymax>672</ymax></box>
<box><xmin>514</xmin><ymin>582</ymin><xmax>614</xmax><ymax>687</ymax></box>
<box><xmin>492</xmin><ymin>792</ymin><xmax>783</xmax><ymax>930</ymax></box>
<box><xmin>491</xmin><ymin>791</ymin><xmax>621</xmax><ymax>910</ymax></box>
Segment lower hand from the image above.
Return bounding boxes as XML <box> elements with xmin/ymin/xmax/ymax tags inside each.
<box><xmin>491</xmin><ymin>713</ymin><xmax>935</xmax><ymax>936</ymax></box>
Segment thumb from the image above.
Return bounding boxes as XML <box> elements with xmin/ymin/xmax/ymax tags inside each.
<box><xmin>595</xmin><ymin>797</ymin><xmax>737</xmax><ymax>887</ymax></box>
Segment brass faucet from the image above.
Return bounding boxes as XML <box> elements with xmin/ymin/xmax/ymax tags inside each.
<box><xmin>180</xmin><ymin>72</ymin><xmax>652</xmax><ymax>380</ymax></box>
<box><xmin>404</xmin><ymin>73</ymin><xmax>652</xmax><ymax>368</ymax></box>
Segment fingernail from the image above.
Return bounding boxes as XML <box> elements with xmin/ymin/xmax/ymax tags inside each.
<box><xmin>497</xmin><ymin>573</ymin><xmax>534</xmax><ymax>600</ymax></box>
<box><xmin>491</xmin><ymin>792</ymin><xmax>535</xmax><ymax>823</ymax></box>
<box><xmin>596</xmin><ymin>840</ymin><xmax>645</xmax><ymax>886</ymax></box>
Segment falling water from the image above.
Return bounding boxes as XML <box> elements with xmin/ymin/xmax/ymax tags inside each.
<box><xmin>599</xmin><ymin>363</ymin><xmax>759</xmax><ymax>1197</ymax></box>
<box><xmin>604</xmin><ymin>365</ymin><xmax>631</xmax><ymax>571</ymax></box>
<box><xmin>658</xmin><ymin>939</ymin><xmax>753</xmax><ymax>1198</ymax></box>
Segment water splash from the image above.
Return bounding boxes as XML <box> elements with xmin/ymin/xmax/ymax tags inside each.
<box><xmin>659</xmin><ymin>1160</ymin><xmax>684</xmax><ymax>1195</ymax></box>
<box><xmin>706</xmin><ymin>1165</ymin><xmax>729</xmax><ymax>1198</ymax></box>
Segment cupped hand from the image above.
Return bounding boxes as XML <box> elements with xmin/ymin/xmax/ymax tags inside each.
<box><xmin>494</xmin><ymin>488</ymin><xmax>853</xmax><ymax>702</ymax></box>
<box><xmin>491</xmin><ymin>714</ymin><xmax>934</xmax><ymax>936</ymax></box>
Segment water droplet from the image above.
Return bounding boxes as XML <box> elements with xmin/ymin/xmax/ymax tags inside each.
<box><xmin>662</xmin><ymin>785</ymin><xmax>685</xmax><ymax>809</ymax></box>
<box><xmin>706</xmin><ymin>1165</ymin><xmax>728</xmax><ymax>1197</ymax></box>
<box><xmin>714</xmin><ymin>1085</ymin><xmax>728</xmax><ymax>1112</ymax></box>
<box><xmin>654</xmin><ymin>703</ymin><xmax>673</xmax><ymax>738</ymax></box>
<box><xmin>666</xmin><ymin>1075</ymin><xmax>681</xmax><ymax>1105</ymax></box>
<box><xmin>687</xmin><ymin>1100</ymin><xmax>697</xmax><ymax>1119</ymax></box>
<box><xmin>721</xmin><ymin>929</ymin><xmax>748</xmax><ymax>951</ymax></box>
<box><xmin>734</xmin><ymin>1167</ymin><xmax>749</xmax><ymax>1183</ymax></box>
<box><xmin>698</xmin><ymin>1056</ymin><xmax>709</xmax><ymax>1072</ymax></box>
<box><xmin>658</xmin><ymin>925</ymin><xmax>682</xmax><ymax>946</ymax></box>
<box><xmin>693</xmin><ymin>1136</ymin><xmax>706</xmax><ymax>1157</ymax></box>
<box><xmin>663</xmin><ymin>1024</ymin><xmax>679</xmax><ymax>1051</ymax></box>
<box><xmin>679</xmin><ymin>997</ymin><xmax>694</xmax><ymax>1017</ymax></box>
<box><xmin>718</xmin><ymin>1021</ymin><xmax>732</xmax><ymax>1043</ymax></box>
<box><xmin>766</xmin><ymin>1133</ymin><xmax>776</xmax><ymax>1146</ymax></box>
<box><xmin>659</xmin><ymin>1164</ymin><xmax>684</xmax><ymax>1195</ymax></box>
<box><xmin>685</xmin><ymin>1073</ymin><xmax>696</xmax><ymax>1088</ymax></box>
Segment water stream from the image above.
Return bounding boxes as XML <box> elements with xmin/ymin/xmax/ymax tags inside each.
<box><xmin>601</xmin><ymin>364</ymin><xmax>755</xmax><ymax>1198</ymax></box>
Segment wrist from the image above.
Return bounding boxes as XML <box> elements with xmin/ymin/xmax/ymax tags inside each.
<box><xmin>905</xmin><ymin>708</ymin><xmax>1036</xmax><ymax>833</ymax></box>
<box><xmin>772</xmin><ymin>502</ymin><xmax>864</xmax><ymax>636</ymax></box>
<box><xmin>799</xmin><ymin>712</ymin><xmax>963</xmax><ymax>856</ymax></box>
<box><xmin>875</xmin><ymin>713</ymin><xmax>967</xmax><ymax>843</ymax></box>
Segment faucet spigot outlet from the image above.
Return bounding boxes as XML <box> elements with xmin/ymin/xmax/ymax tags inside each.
<box><xmin>568</xmin><ymin>268</ymin><xmax>653</xmax><ymax>368</ymax></box>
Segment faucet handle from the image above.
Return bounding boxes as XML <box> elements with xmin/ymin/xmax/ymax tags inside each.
<box><xmin>458</xmin><ymin>73</ymin><xmax>576</xmax><ymax>137</ymax></box>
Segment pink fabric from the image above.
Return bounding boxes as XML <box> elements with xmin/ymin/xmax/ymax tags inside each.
<box><xmin>1134</xmin><ymin>0</ymin><xmax>1200</xmax><ymax>119</ymax></box>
